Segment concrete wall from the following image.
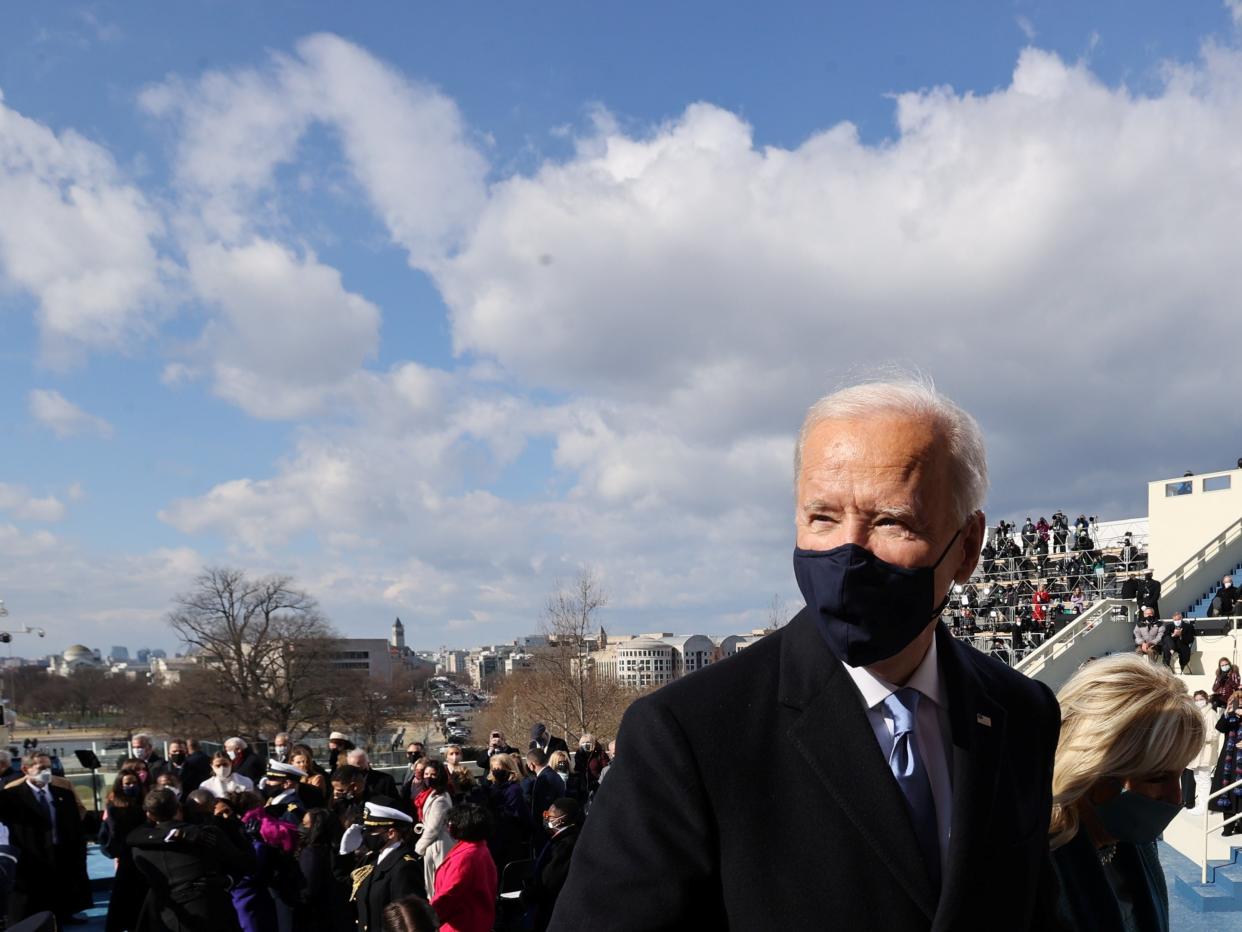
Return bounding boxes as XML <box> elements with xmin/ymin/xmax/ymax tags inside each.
<box><xmin>1148</xmin><ymin>466</ymin><xmax>1242</xmax><ymax>579</ymax></box>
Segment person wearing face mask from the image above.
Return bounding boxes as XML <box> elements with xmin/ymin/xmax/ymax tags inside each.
<box><xmin>0</xmin><ymin>752</ymin><xmax>92</xmax><ymax>926</ymax></box>
<box><xmin>414</xmin><ymin>761</ymin><xmax>456</xmax><ymax>897</ymax></box>
<box><xmin>1211</xmin><ymin>657</ymin><xmax>1240</xmax><ymax>711</ymax></box>
<box><xmin>1048</xmin><ymin>654</ymin><xmax>1203</xmax><ymax>931</ymax></box>
<box><xmin>484</xmin><ymin>757</ymin><xmax>527</xmax><ymax>871</ymax></box>
<box><xmin>340</xmin><ymin>801</ymin><xmax>423</xmax><ymax>931</ymax></box>
<box><xmin>550</xmin><ymin>380</ymin><xmax>1062</xmax><ymax>932</ymax></box>
<box><xmin>430</xmin><ymin>803</ymin><xmax>497</xmax><ymax>932</ymax></box>
<box><xmin>1187</xmin><ymin>691</ymin><xmax>1222</xmax><ymax>816</ymax></box>
<box><xmin>261</xmin><ymin>760</ymin><xmax>311</xmax><ymax>824</ymax></box>
<box><xmin>200</xmin><ymin>751</ymin><xmax>256</xmax><ymax>798</ymax></box>
<box><xmin>294</xmin><ymin>807</ymin><xmax>352</xmax><ymax>932</ymax></box>
<box><xmin>225</xmin><ymin>736</ymin><xmax>267</xmax><ymax>784</ymax></box>
<box><xmin>347</xmin><ymin>748</ymin><xmax>400</xmax><ymax>801</ymax></box>
<box><xmin>399</xmin><ymin>747</ymin><xmax>428</xmax><ymax>812</ymax></box>
<box><xmin>98</xmin><ymin>768</ymin><xmax>150</xmax><ymax>932</ymax></box>
<box><xmin>520</xmin><ymin>797</ymin><xmax>580</xmax><ymax>932</ymax></box>
<box><xmin>270</xmin><ymin>733</ymin><xmax>291</xmax><ymax>763</ymax></box>
<box><xmin>1211</xmin><ymin>689</ymin><xmax>1242</xmax><ymax>837</ymax></box>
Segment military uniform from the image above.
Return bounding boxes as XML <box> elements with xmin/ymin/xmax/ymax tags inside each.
<box><xmin>343</xmin><ymin>801</ymin><xmax>425</xmax><ymax>932</ymax></box>
<box><xmin>353</xmin><ymin>842</ymin><xmax>424</xmax><ymax>931</ymax></box>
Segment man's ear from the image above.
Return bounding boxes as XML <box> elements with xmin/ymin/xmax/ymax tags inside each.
<box><xmin>953</xmin><ymin>511</ymin><xmax>987</xmax><ymax>584</ymax></box>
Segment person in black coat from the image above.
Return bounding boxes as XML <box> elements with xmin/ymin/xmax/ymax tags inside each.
<box><xmin>477</xmin><ymin>731</ymin><xmax>519</xmax><ymax>769</ymax></box>
<box><xmin>0</xmin><ymin>752</ymin><xmax>92</xmax><ymax>926</ymax></box>
<box><xmin>178</xmin><ymin>740</ymin><xmax>214</xmax><ymax>795</ymax></box>
<box><xmin>127</xmin><ymin>787</ymin><xmax>253</xmax><ymax>932</ymax></box>
<box><xmin>521</xmin><ymin>798</ymin><xmax>579</xmax><ymax>932</ymax></box>
<box><xmin>224</xmin><ymin>737</ymin><xmax>266</xmax><ymax>785</ymax></box>
<box><xmin>528</xmin><ymin>724</ymin><xmax>569</xmax><ymax>757</ymax></box>
<box><xmin>345</xmin><ymin>750</ymin><xmax>399</xmax><ymax>801</ymax></box>
<box><xmin>98</xmin><ymin>770</ymin><xmax>151</xmax><ymax>932</ymax></box>
<box><xmin>548</xmin><ymin>384</ymin><xmax>1062</xmax><ymax>931</ymax></box>
<box><xmin>524</xmin><ymin>751</ymin><xmax>565</xmax><ymax>850</ymax></box>
<box><xmin>1209</xmin><ymin>575</ymin><xmax>1239</xmax><ymax>618</ymax></box>
<box><xmin>1160</xmin><ymin>613</ymin><xmax>1196</xmax><ymax>671</ymax></box>
<box><xmin>294</xmin><ymin>808</ymin><xmax>353</xmax><ymax>932</ymax></box>
<box><xmin>341</xmin><ymin>802</ymin><xmax>424</xmax><ymax>932</ymax></box>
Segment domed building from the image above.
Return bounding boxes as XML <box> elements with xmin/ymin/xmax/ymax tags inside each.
<box><xmin>48</xmin><ymin>643</ymin><xmax>104</xmax><ymax>676</ymax></box>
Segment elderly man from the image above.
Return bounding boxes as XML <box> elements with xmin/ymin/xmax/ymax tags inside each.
<box><xmin>346</xmin><ymin>748</ymin><xmax>399</xmax><ymax>800</ymax></box>
<box><xmin>223</xmin><ymin>736</ymin><xmax>266</xmax><ymax>784</ymax></box>
<box><xmin>550</xmin><ymin>380</ymin><xmax>1061</xmax><ymax>931</ymax></box>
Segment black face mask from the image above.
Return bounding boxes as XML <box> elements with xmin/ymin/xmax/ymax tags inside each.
<box><xmin>169</xmin><ymin>752</ymin><xmax>186</xmax><ymax>765</ymax></box>
<box><xmin>794</xmin><ymin>529</ymin><xmax>962</xmax><ymax>666</ymax></box>
<box><xmin>362</xmin><ymin>831</ymin><xmax>388</xmax><ymax>852</ymax></box>
<box><xmin>262</xmin><ymin>784</ymin><xmax>284</xmax><ymax>799</ymax></box>
<box><xmin>407</xmin><ymin>752</ymin><xmax>420</xmax><ymax>763</ymax></box>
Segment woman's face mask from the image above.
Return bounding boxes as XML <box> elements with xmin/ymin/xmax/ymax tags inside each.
<box><xmin>214</xmin><ymin>765</ymin><xmax>231</xmax><ymax>779</ymax></box>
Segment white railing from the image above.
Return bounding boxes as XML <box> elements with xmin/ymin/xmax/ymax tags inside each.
<box><xmin>1202</xmin><ymin>777</ymin><xmax>1242</xmax><ymax>884</ymax></box>
<box><xmin>1015</xmin><ymin>598</ymin><xmax>1130</xmax><ymax>680</ymax></box>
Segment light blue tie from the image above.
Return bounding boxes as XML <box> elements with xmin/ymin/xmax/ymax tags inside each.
<box><xmin>882</xmin><ymin>687</ymin><xmax>941</xmax><ymax>891</ymax></box>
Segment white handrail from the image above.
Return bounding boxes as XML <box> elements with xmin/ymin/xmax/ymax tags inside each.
<box><xmin>1015</xmin><ymin>599</ymin><xmax>1129</xmax><ymax>678</ymax></box>
<box><xmin>1202</xmin><ymin>776</ymin><xmax>1242</xmax><ymax>884</ymax></box>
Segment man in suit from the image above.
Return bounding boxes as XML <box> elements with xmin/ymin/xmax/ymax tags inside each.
<box><xmin>526</xmin><ymin>750</ymin><xmax>565</xmax><ymax>851</ymax></box>
<box><xmin>0</xmin><ymin>752</ymin><xmax>92</xmax><ymax>926</ymax></box>
<box><xmin>119</xmin><ymin>732</ymin><xmax>167</xmax><ymax>778</ymax></box>
<box><xmin>521</xmin><ymin>797</ymin><xmax>580</xmax><ymax>932</ymax></box>
<box><xmin>529</xmin><ymin>723</ymin><xmax>569</xmax><ymax>757</ymax></box>
<box><xmin>180</xmin><ymin>738</ymin><xmax>214</xmax><ymax>794</ymax></box>
<box><xmin>346</xmin><ymin>749</ymin><xmax>399</xmax><ymax>800</ymax></box>
<box><xmin>550</xmin><ymin>380</ymin><xmax>1062</xmax><ymax>931</ymax></box>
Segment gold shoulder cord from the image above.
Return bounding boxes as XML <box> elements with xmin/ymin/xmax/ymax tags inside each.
<box><xmin>350</xmin><ymin>863</ymin><xmax>375</xmax><ymax>901</ymax></box>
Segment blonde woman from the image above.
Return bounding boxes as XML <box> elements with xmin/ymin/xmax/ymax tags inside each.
<box><xmin>1049</xmin><ymin>654</ymin><xmax>1202</xmax><ymax>932</ymax></box>
<box><xmin>547</xmin><ymin>748</ymin><xmax>572</xmax><ymax>783</ymax></box>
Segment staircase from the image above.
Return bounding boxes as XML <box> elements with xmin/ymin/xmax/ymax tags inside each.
<box><xmin>1165</xmin><ymin>818</ymin><xmax>1242</xmax><ymax>912</ymax></box>
<box><xmin>1185</xmin><ymin>559</ymin><xmax>1242</xmax><ymax>618</ymax></box>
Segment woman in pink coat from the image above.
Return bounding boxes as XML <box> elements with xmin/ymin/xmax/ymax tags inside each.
<box><xmin>431</xmin><ymin>803</ymin><xmax>499</xmax><ymax>932</ymax></box>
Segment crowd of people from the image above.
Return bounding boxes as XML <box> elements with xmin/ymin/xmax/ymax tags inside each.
<box><xmin>0</xmin><ymin>723</ymin><xmax>613</xmax><ymax>931</ymax></box>
<box><xmin>944</xmin><ymin>515</ymin><xmax>1153</xmax><ymax>663</ymax></box>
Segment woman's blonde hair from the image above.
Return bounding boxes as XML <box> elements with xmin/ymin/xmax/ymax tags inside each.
<box><xmin>548</xmin><ymin>749</ymin><xmax>571</xmax><ymax>771</ymax></box>
<box><xmin>1050</xmin><ymin>653</ymin><xmax>1203</xmax><ymax>849</ymax></box>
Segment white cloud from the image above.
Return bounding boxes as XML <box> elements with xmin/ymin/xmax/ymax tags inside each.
<box><xmin>0</xmin><ymin>484</ymin><xmax>66</xmax><ymax>522</ymax></box>
<box><xmin>142</xmin><ymin>33</ymin><xmax>487</xmax><ymax>264</ymax></box>
<box><xmin>27</xmin><ymin>389</ymin><xmax>114</xmax><ymax>438</ymax></box>
<box><xmin>0</xmin><ymin>91</ymin><xmax>166</xmax><ymax>365</ymax></box>
<box><xmin>185</xmin><ymin>239</ymin><xmax>381</xmax><ymax>418</ymax></box>
<box><xmin>151</xmin><ymin>40</ymin><xmax>1242</xmax><ymax>645</ymax></box>
<box><xmin>1228</xmin><ymin>1</ymin><xmax>1242</xmax><ymax>28</ymax></box>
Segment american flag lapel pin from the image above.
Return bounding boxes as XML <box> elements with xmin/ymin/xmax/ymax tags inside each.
<box><xmin>976</xmin><ymin>713</ymin><xmax>992</xmax><ymax>727</ymax></box>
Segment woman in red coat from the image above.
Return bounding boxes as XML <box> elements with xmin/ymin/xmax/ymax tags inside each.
<box><xmin>431</xmin><ymin>803</ymin><xmax>499</xmax><ymax>932</ymax></box>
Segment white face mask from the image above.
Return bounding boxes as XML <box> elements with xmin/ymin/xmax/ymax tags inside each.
<box><xmin>1195</xmin><ymin>699</ymin><xmax>1208</xmax><ymax>708</ymax></box>
<box><xmin>214</xmin><ymin>766</ymin><xmax>231</xmax><ymax>779</ymax></box>
<box><xmin>30</xmin><ymin>770</ymin><xmax>52</xmax><ymax>787</ymax></box>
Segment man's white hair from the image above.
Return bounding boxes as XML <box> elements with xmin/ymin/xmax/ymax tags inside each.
<box><xmin>346</xmin><ymin>748</ymin><xmax>370</xmax><ymax>766</ymax></box>
<box><xmin>795</xmin><ymin>378</ymin><xmax>989</xmax><ymax>524</ymax></box>
<box><xmin>224</xmin><ymin>736</ymin><xmax>247</xmax><ymax>750</ymax></box>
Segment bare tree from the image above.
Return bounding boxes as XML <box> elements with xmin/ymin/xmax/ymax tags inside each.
<box><xmin>766</xmin><ymin>593</ymin><xmax>787</xmax><ymax>629</ymax></box>
<box><xmin>167</xmin><ymin>567</ymin><xmax>341</xmax><ymax>741</ymax></box>
<box><xmin>534</xmin><ymin>569</ymin><xmax>608</xmax><ymax>738</ymax></box>
<box><xmin>332</xmin><ymin>670</ymin><xmax>419</xmax><ymax>751</ymax></box>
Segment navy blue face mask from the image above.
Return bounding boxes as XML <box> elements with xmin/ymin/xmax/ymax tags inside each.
<box><xmin>793</xmin><ymin>528</ymin><xmax>962</xmax><ymax>666</ymax></box>
<box><xmin>1092</xmin><ymin>787</ymin><xmax>1181</xmax><ymax>844</ymax></box>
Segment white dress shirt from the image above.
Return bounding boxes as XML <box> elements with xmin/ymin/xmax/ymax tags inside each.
<box><xmin>843</xmin><ymin>636</ymin><xmax>954</xmax><ymax>878</ymax></box>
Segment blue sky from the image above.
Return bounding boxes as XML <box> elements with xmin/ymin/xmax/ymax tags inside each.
<box><xmin>2</xmin><ymin>1</ymin><xmax>1242</xmax><ymax>655</ymax></box>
